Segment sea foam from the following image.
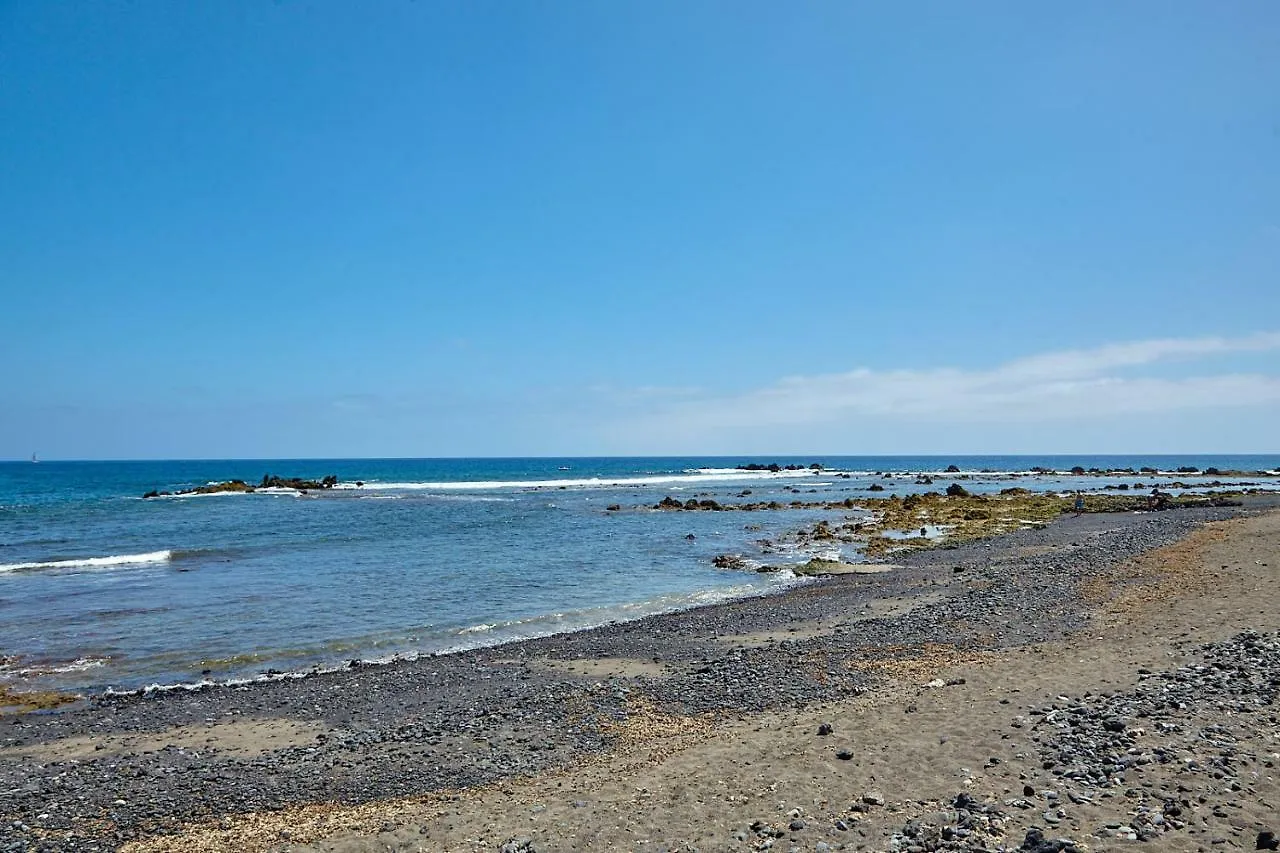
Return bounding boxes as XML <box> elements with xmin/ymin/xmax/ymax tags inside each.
<box><xmin>334</xmin><ymin>469</ymin><xmax>839</xmax><ymax>492</ymax></box>
<box><xmin>0</xmin><ymin>550</ymin><xmax>173</xmax><ymax>574</ymax></box>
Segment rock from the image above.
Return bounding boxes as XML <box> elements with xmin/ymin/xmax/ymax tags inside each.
<box><xmin>792</xmin><ymin>558</ymin><xmax>871</xmax><ymax>576</ymax></box>
<box><xmin>713</xmin><ymin>555</ymin><xmax>748</xmax><ymax>570</ymax></box>
<box><xmin>862</xmin><ymin>790</ymin><xmax>885</xmax><ymax>806</ymax></box>
<box><xmin>836</xmin><ymin>749</ymin><xmax>853</xmax><ymax>760</ymax></box>
<box><xmin>260</xmin><ymin>474</ymin><xmax>338</xmax><ymax>490</ymax></box>
<box><xmin>817</xmin><ymin>722</ymin><xmax>833</xmax><ymax>736</ymax></box>
<box><xmin>945</xmin><ymin>483</ymin><xmax>970</xmax><ymax>497</ymax></box>
<box><xmin>945</xmin><ymin>464</ymin><xmax>961</xmax><ymax>472</ymax></box>
<box><xmin>868</xmin><ymin>483</ymin><xmax>885</xmax><ymax>492</ymax></box>
<box><xmin>605</xmin><ymin>504</ymin><xmax>620</xmax><ymax>512</ymax></box>
<box><xmin>144</xmin><ymin>473</ymin><xmax>343</xmax><ymax>498</ymax></box>
<box><xmin>789</xmin><ymin>818</ymin><xmax>805</xmax><ymax>831</ymax></box>
<box><xmin>1259</xmin><ymin>830</ymin><xmax>1279</xmax><ymax>851</ymax></box>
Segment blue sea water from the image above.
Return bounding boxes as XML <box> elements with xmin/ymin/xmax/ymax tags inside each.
<box><xmin>1</xmin><ymin>455</ymin><xmax>1277</xmax><ymax>695</ymax></box>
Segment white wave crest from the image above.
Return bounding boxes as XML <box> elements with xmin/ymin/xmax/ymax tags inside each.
<box><xmin>0</xmin><ymin>550</ymin><xmax>173</xmax><ymax>574</ymax></box>
<box><xmin>334</xmin><ymin>469</ymin><xmax>839</xmax><ymax>492</ymax></box>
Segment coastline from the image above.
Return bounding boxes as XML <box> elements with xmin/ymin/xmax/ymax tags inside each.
<box><xmin>2</xmin><ymin>496</ymin><xmax>1279</xmax><ymax>851</ymax></box>
<box><xmin>6</xmin><ymin>456</ymin><xmax>1280</xmax><ymax>699</ymax></box>
<box><xmin>6</xmin><ymin>486</ymin><xmax>1267</xmax><ymax>701</ymax></box>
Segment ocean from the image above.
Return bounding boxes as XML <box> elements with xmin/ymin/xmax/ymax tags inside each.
<box><xmin>2</xmin><ymin>455</ymin><xmax>1277</xmax><ymax>695</ymax></box>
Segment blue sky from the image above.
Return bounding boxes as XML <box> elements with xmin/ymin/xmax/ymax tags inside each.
<box><xmin>2</xmin><ymin>2</ymin><xmax>1278</xmax><ymax>459</ymax></box>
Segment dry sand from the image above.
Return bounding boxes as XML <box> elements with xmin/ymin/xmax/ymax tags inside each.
<box><xmin>119</xmin><ymin>510</ymin><xmax>1280</xmax><ymax>853</ymax></box>
<box><xmin>0</xmin><ymin>717</ymin><xmax>328</xmax><ymax>764</ymax></box>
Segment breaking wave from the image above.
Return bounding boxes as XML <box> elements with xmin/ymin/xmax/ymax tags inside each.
<box><xmin>0</xmin><ymin>550</ymin><xmax>174</xmax><ymax>574</ymax></box>
<box><xmin>334</xmin><ymin>469</ymin><xmax>837</xmax><ymax>493</ymax></box>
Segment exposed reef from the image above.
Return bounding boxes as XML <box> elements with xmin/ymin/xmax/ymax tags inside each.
<box><xmin>142</xmin><ymin>474</ymin><xmax>340</xmax><ymax>499</ymax></box>
<box><xmin>735</xmin><ymin>462</ymin><xmax>825</xmax><ymax>472</ymax></box>
<box><xmin>0</xmin><ymin>683</ymin><xmax>79</xmax><ymax>714</ymax></box>
<box><xmin>703</xmin><ymin>489</ymin><xmax>1253</xmax><ymax>569</ymax></box>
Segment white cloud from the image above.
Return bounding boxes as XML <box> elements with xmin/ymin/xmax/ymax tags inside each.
<box><xmin>999</xmin><ymin>332</ymin><xmax>1280</xmax><ymax>382</ymax></box>
<box><xmin>604</xmin><ymin>332</ymin><xmax>1280</xmax><ymax>449</ymax></box>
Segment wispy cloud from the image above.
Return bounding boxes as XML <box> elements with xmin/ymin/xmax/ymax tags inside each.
<box><xmin>606</xmin><ymin>332</ymin><xmax>1280</xmax><ymax>447</ymax></box>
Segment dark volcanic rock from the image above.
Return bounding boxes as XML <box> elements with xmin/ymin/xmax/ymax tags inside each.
<box><xmin>143</xmin><ymin>473</ymin><xmax>341</xmax><ymax>498</ymax></box>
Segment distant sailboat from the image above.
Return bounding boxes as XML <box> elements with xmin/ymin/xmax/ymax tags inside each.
<box><xmin>31</xmin><ymin>453</ymin><xmax>38</xmax><ymax>463</ymax></box>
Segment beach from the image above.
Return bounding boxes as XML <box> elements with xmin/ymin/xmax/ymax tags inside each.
<box><xmin>2</xmin><ymin>495</ymin><xmax>1278</xmax><ymax>851</ymax></box>
<box><xmin>8</xmin><ymin>2</ymin><xmax>1280</xmax><ymax>848</ymax></box>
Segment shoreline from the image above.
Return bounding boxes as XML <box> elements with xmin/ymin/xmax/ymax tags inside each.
<box><xmin>2</xmin><ymin>496</ymin><xmax>1279</xmax><ymax>851</ymax></box>
<box><xmin>89</xmin><ymin>571</ymin><xmax>815</xmax><ymax>702</ymax></box>
<box><xmin>4</xmin><ymin>489</ymin><xmax>1268</xmax><ymax>701</ymax></box>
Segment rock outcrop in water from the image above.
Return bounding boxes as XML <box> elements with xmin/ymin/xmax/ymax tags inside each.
<box><xmin>735</xmin><ymin>462</ymin><xmax>824</xmax><ymax>472</ymax></box>
<box><xmin>142</xmin><ymin>474</ymin><xmax>339</xmax><ymax>498</ymax></box>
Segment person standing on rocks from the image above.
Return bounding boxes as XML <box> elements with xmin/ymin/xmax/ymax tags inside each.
<box><xmin>1073</xmin><ymin>492</ymin><xmax>1085</xmax><ymax>516</ymax></box>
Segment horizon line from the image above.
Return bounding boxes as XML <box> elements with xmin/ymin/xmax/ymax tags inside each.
<box><xmin>5</xmin><ymin>451</ymin><xmax>1280</xmax><ymax>464</ymax></box>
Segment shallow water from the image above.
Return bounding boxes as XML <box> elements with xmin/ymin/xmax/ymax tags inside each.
<box><xmin>1</xmin><ymin>454</ymin><xmax>1276</xmax><ymax>692</ymax></box>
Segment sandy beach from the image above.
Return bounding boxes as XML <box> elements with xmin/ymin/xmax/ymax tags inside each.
<box><xmin>3</xmin><ymin>498</ymin><xmax>1279</xmax><ymax>852</ymax></box>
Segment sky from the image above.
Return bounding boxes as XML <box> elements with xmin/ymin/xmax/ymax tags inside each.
<box><xmin>1</xmin><ymin>2</ymin><xmax>1278</xmax><ymax>459</ymax></box>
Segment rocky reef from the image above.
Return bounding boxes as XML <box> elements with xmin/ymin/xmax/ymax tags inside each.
<box><xmin>704</xmin><ymin>489</ymin><xmax>1253</xmax><ymax>569</ymax></box>
<box><xmin>143</xmin><ymin>474</ymin><xmax>340</xmax><ymax>499</ymax></box>
<box><xmin>735</xmin><ymin>462</ymin><xmax>825</xmax><ymax>472</ymax></box>
<box><xmin>0</xmin><ymin>683</ymin><xmax>79</xmax><ymax>714</ymax></box>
